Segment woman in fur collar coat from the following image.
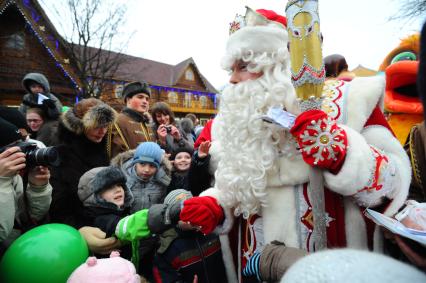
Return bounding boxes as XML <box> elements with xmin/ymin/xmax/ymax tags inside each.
<box><xmin>49</xmin><ymin>98</ymin><xmax>116</xmax><ymax>229</ymax></box>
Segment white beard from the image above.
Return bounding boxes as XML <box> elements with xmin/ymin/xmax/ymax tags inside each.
<box><xmin>211</xmin><ymin>72</ymin><xmax>297</xmax><ymax>218</ymax></box>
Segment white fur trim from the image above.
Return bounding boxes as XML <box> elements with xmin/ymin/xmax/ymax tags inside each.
<box><xmin>262</xmin><ymin>186</ymin><xmax>299</xmax><ymax>247</ymax></box>
<box><xmin>323</xmin><ymin>125</ymin><xmax>375</xmax><ymax>195</ymax></box>
<box><xmin>221</xmin><ymin>25</ymin><xmax>288</xmax><ymax>70</ymax></box>
<box><xmin>269</xmin><ymin>154</ymin><xmax>310</xmax><ymax>187</ymax></box>
<box><xmin>361</xmin><ymin>126</ymin><xmax>411</xmax><ymax>216</ymax></box>
<box><xmin>219</xmin><ymin>234</ymin><xmax>238</xmax><ymax>283</ymax></box>
<box><xmin>344</xmin><ymin>198</ymin><xmax>368</xmax><ymax>249</ymax></box>
<box><xmin>345</xmin><ymin>76</ymin><xmax>385</xmax><ymax>132</ymax></box>
<box><xmin>200</xmin><ymin>186</ymin><xmax>221</xmax><ymax>199</ymax></box>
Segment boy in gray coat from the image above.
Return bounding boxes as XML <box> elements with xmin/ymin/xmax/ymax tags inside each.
<box><xmin>111</xmin><ymin>141</ymin><xmax>171</xmax><ymax>280</ymax></box>
<box><xmin>111</xmin><ymin>142</ymin><xmax>172</xmax><ymax>213</ymax></box>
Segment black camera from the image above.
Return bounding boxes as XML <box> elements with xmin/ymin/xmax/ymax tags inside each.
<box><xmin>0</xmin><ymin>141</ymin><xmax>60</xmax><ymax>167</ymax></box>
<box><xmin>165</xmin><ymin>125</ymin><xmax>172</xmax><ymax>133</ymax></box>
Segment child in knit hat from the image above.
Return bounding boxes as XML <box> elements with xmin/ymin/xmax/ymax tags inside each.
<box><xmin>167</xmin><ymin>144</ymin><xmax>194</xmax><ymax>193</ymax></box>
<box><xmin>113</xmin><ymin>142</ymin><xmax>172</xmax><ymax>212</ymax></box>
<box><xmin>153</xmin><ymin>189</ymin><xmax>228</xmax><ymax>283</ymax></box>
<box><xmin>168</xmin><ymin>140</ymin><xmax>212</xmax><ymax>196</ymax></box>
<box><xmin>110</xmin><ymin>142</ymin><xmax>172</xmax><ymax>280</ymax></box>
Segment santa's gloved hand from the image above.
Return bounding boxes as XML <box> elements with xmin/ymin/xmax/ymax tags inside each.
<box><xmin>243</xmin><ymin>251</ymin><xmax>262</xmax><ymax>281</ymax></box>
<box><xmin>290</xmin><ymin>110</ymin><xmax>347</xmax><ymax>172</ymax></box>
<box><xmin>179</xmin><ymin>196</ymin><xmax>224</xmax><ymax>235</ymax></box>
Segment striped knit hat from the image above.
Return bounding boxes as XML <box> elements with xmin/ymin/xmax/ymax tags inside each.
<box><xmin>164</xmin><ymin>189</ymin><xmax>193</xmax><ymax>206</ymax></box>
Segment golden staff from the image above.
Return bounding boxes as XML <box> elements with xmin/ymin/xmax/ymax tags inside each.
<box><xmin>286</xmin><ymin>0</ymin><xmax>327</xmax><ymax>250</ymax></box>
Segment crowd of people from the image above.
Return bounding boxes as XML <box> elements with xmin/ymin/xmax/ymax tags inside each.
<box><xmin>1</xmin><ymin>5</ymin><xmax>426</xmax><ymax>283</ymax></box>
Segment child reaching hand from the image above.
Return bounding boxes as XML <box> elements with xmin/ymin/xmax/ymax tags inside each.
<box><xmin>153</xmin><ymin>189</ymin><xmax>228</xmax><ymax>283</ymax></box>
<box><xmin>78</xmin><ymin>166</ymin><xmax>134</xmax><ymax>258</ymax></box>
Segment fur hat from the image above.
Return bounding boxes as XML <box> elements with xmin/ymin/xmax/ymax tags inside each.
<box><xmin>78</xmin><ymin>166</ymin><xmax>133</xmax><ymax>208</ymax></box>
<box><xmin>67</xmin><ymin>251</ymin><xmax>140</xmax><ymax>283</ymax></box>
<box><xmin>222</xmin><ymin>7</ymin><xmax>288</xmax><ymax>71</ymax></box>
<box><xmin>132</xmin><ymin>142</ymin><xmax>164</xmax><ymax>168</ymax></box>
<box><xmin>122</xmin><ymin>81</ymin><xmax>151</xmax><ymax>102</ymax></box>
<box><xmin>0</xmin><ymin>117</ymin><xmax>23</xmax><ymax>148</ymax></box>
<box><xmin>62</xmin><ymin>98</ymin><xmax>116</xmax><ymax>135</ymax></box>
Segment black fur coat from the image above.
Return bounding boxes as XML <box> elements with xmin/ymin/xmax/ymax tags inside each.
<box><xmin>48</xmin><ymin>122</ymin><xmax>110</xmax><ymax>228</ymax></box>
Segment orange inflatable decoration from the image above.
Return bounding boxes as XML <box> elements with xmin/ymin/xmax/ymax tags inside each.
<box><xmin>379</xmin><ymin>34</ymin><xmax>423</xmax><ymax>144</ymax></box>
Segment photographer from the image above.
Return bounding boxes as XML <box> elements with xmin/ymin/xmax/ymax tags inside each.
<box><xmin>151</xmin><ymin>102</ymin><xmax>194</xmax><ymax>154</ymax></box>
<box><xmin>0</xmin><ymin>118</ymin><xmax>52</xmax><ymax>252</ymax></box>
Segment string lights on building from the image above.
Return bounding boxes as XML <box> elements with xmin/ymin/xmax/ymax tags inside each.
<box><xmin>1</xmin><ymin>1</ymin><xmax>218</xmax><ymax>108</ymax></box>
<box><xmin>1</xmin><ymin>0</ymin><xmax>82</xmax><ymax>93</ymax></box>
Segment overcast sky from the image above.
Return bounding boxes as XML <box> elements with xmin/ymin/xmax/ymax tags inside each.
<box><xmin>41</xmin><ymin>0</ymin><xmax>424</xmax><ymax>89</ymax></box>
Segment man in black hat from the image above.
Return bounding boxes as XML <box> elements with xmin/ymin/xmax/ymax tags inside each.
<box><xmin>108</xmin><ymin>81</ymin><xmax>156</xmax><ymax>158</ymax></box>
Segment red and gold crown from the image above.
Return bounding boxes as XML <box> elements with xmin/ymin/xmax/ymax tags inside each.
<box><xmin>228</xmin><ymin>7</ymin><xmax>287</xmax><ymax>35</ymax></box>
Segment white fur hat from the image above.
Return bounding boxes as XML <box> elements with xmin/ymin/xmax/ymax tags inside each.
<box><xmin>222</xmin><ymin>7</ymin><xmax>288</xmax><ymax>70</ymax></box>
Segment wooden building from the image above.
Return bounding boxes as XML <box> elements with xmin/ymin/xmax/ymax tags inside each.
<box><xmin>102</xmin><ymin>55</ymin><xmax>219</xmax><ymax>120</ymax></box>
<box><xmin>0</xmin><ymin>0</ymin><xmax>81</xmax><ymax>106</ymax></box>
<box><xmin>0</xmin><ymin>0</ymin><xmax>218</xmax><ymax>120</ymax></box>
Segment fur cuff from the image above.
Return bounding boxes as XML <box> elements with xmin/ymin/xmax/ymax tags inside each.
<box><xmin>361</xmin><ymin>126</ymin><xmax>411</xmax><ymax>216</ymax></box>
<box><xmin>323</xmin><ymin>125</ymin><xmax>374</xmax><ymax>195</ymax></box>
<box><xmin>352</xmin><ymin>146</ymin><xmax>396</xmax><ymax>207</ymax></box>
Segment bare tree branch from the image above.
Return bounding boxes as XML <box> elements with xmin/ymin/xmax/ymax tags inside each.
<box><xmin>389</xmin><ymin>0</ymin><xmax>426</xmax><ymax>24</ymax></box>
<box><xmin>48</xmin><ymin>0</ymin><xmax>132</xmax><ymax>98</ymax></box>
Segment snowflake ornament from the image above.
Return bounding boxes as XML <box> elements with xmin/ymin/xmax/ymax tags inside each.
<box><xmin>299</xmin><ymin>116</ymin><xmax>346</xmax><ymax>165</ymax></box>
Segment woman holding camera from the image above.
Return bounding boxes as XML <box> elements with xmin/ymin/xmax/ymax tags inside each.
<box><xmin>151</xmin><ymin>102</ymin><xmax>193</xmax><ymax>154</ymax></box>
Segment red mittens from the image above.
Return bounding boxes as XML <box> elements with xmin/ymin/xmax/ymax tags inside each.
<box><xmin>290</xmin><ymin>110</ymin><xmax>348</xmax><ymax>172</ymax></box>
<box><xmin>180</xmin><ymin>196</ymin><xmax>224</xmax><ymax>235</ymax></box>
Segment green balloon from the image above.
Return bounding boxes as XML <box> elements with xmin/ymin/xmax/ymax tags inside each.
<box><xmin>0</xmin><ymin>223</ymin><xmax>88</xmax><ymax>283</ymax></box>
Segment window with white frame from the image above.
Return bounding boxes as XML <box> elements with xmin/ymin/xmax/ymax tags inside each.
<box><xmin>168</xmin><ymin>91</ymin><xmax>178</xmax><ymax>104</ymax></box>
<box><xmin>185</xmin><ymin>69</ymin><xmax>194</xmax><ymax>81</ymax></box>
<box><xmin>184</xmin><ymin>92</ymin><xmax>192</xmax><ymax>107</ymax></box>
<box><xmin>199</xmin><ymin>95</ymin><xmax>208</xmax><ymax>108</ymax></box>
<box><xmin>114</xmin><ymin>84</ymin><xmax>124</xmax><ymax>98</ymax></box>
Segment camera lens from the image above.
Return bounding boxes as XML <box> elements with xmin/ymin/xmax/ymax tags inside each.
<box><xmin>26</xmin><ymin>147</ymin><xmax>60</xmax><ymax>167</ymax></box>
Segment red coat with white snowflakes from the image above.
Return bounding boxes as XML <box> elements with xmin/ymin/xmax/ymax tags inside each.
<box><xmin>202</xmin><ymin>77</ymin><xmax>411</xmax><ymax>283</ymax></box>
